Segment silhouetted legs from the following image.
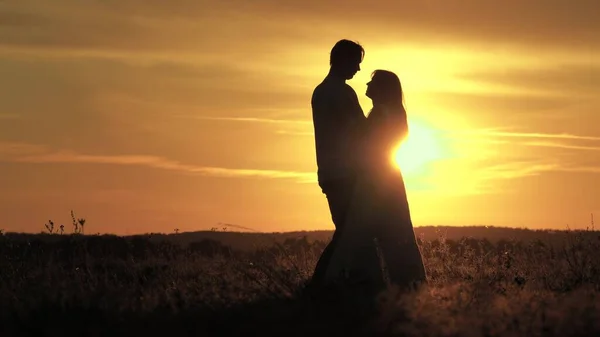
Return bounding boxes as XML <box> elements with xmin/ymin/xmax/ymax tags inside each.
<box><xmin>309</xmin><ymin>179</ymin><xmax>355</xmax><ymax>287</ymax></box>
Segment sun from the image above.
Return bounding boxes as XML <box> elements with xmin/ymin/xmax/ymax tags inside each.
<box><xmin>391</xmin><ymin>120</ymin><xmax>444</xmax><ymax>175</ymax></box>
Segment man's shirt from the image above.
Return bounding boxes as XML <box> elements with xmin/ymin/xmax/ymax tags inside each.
<box><xmin>311</xmin><ymin>77</ymin><xmax>366</xmax><ymax>185</ymax></box>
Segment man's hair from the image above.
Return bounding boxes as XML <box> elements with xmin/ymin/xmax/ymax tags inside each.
<box><xmin>329</xmin><ymin>39</ymin><xmax>364</xmax><ymax>66</ymax></box>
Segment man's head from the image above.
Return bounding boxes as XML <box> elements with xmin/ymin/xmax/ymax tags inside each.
<box><xmin>329</xmin><ymin>39</ymin><xmax>364</xmax><ymax>80</ymax></box>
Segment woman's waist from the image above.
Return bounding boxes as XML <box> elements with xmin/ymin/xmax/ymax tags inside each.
<box><xmin>357</xmin><ymin>158</ymin><xmax>401</xmax><ymax>176</ymax></box>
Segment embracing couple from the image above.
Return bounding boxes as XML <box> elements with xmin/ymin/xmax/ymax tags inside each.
<box><xmin>309</xmin><ymin>40</ymin><xmax>427</xmax><ymax>294</ymax></box>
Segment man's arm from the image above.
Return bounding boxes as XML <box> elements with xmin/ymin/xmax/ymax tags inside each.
<box><xmin>313</xmin><ymin>85</ymin><xmax>355</xmax><ymax>183</ymax></box>
<box><xmin>346</xmin><ymin>85</ymin><xmax>365</xmax><ymax>120</ymax></box>
<box><xmin>311</xmin><ymin>87</ymin><xmax>333</xmax><ymax>167</ymax></box>
<box><xmin>311</xmin><ymin>87</ymin><xmax>330</xmax><ymax>140</ymax></box>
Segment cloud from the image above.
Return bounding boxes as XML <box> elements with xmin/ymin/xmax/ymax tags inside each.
<box><xmin>2</xmin><ymin>146</ymin><xmax>316</xmax><ymax>183</ymax></box>
<box><xmin>0</xmin><ymin>1</ymin><xmax>314</xmax><ymax>61</ymax></box>
<box><xmin>0</xmin><ymin>53</ymin><xmax>313</xmax><ymax>154</ymax></box>
<box><xmin>560</xmin><ymin>166</ymin><xmax>600</xmax><ymax>174</ymax></box>
<box><xmin>403</xmin><ymin>157</ymin><xmax>561</xmax><ymax>196</ymax></box>
<box><xmin>478</xmin><ymin>161</ymin><xmax>559</xmax><ymax>180</ymax></box>
<box><xmin>429</xmin><ymin>91</ymin><xmax>582</xmax><ymax>118</ymax></box>
<box><xmin>404</xmin><ymin>124</ymin><xmax>600</xmax><ymax>195</ymax></box>
<box><xmin>180</xmin><ymin>116</ymin><xmax>312</xmax><ymax>125</ymax></box>
<box><xmin>275</xmin><ymin>130</ymin><xmax>314</xmax><ymax>136</ymax></box>
<box><xmin>473</xmin><ymin>161</ymin><xmax>561</xmax><ymax>194</ymax></box>
<box><xmin>520</xmin><ymin>141</ymin><xmax>600</xmax><ymax>152</ymax></box>
<box><xmin>462</xmin><ymin>150</ymin><xmax>600</xmax><ymax>192</ymax></box>
<box><xmin>0</xmin><ymin>0</ymin><xmax>597</xmax><ymax>61</ymax></box>
<box><xmin>274</xmin><ymin>127</ymin><xmax>600</xmax><ymax>143</ymax></box>
<box><xmin>1</xmin><ymin>139</ymin><xmax>565</xmax><ymax>198</ymax></box>
<box><xmin>457</xmin><ymin>64</ymin><xmax>600</xmax><ymax>98</ymax></box>
<box><xmin>443</xmin><ymin>129</ymin><xmax>600</xmax><ymax>174</ymax></box>
<box><xmin>75</xmin><ymin>60</ymin><xmax>309</xmax><ymax>112</ymax></box>
<box><xmin>438</xmin><ymin>159</ymin><xmax>600</xmax><ymax>195</ymax></box>
<box><xmin>256</xmin><ymin>0</ymin><xmax>600</xmax><ymax>49</ymax></box>
<box><xmin>450</xmin><ymin>129</ymin><xmax>600</xmax><ymax>142</ymax></box>
<box><xmin>0</xmin><ymin>141</ymin><xmax>48</xmax><ymax>155</ymax></box>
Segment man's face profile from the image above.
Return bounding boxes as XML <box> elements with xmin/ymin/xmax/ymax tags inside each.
<box><xmin>341</xmin><ymin>55</ymin><xmax>362</xmax><ymax>80</ymax></box>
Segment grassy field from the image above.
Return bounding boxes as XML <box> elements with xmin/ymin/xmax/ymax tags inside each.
<box><xmin>1</xmin><ymin>226</ymin><xmax>599</xmax><ymax>337</ymax></box>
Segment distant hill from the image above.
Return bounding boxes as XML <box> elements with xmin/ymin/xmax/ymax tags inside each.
<box><xmin>146</xmin><ymin>226</ymin><xmax>597</xmax><ymax>251</ymax></box>
<box><xmin>5</xmin><ymin>226</ymin><xmax>596</xmax><ymax>252</ymax></box>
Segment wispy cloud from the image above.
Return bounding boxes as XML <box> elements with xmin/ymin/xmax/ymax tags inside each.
<box><xmin>9</xmin><ymin>150</ymin><xmax>316</xmax><ymax>182</ymax></box>
<box><xmin>275</xmin><ymin>130</ymin><xmax>314</xmax><ymax>136</ymax></box>
<box><xmin>0</xmin><ymin>113</ymin><xmax>20</xmax><ymax>120</ymax></box>
<box><xmin>521</xmin><ymin>141</ymin><xmax>600</xmax><ymax>152</ymax></box>
<box><xmin>277</xmin><ymin>128</ymin><xmax>600</xmax><ymax>143</ymax></box>
<box><xmin>178</xmin><ymin>115</ymin><xmax>312</xmax><ymax>125</ymax></box>
<box><xmin>458</xmin><ymin>64</ymin><xmax>600</xmax><ymax>98</ymax></box>
<box><xmin>1</xmin><ymin>0</ymin><xmax>597</xmax><ymax>56</ymax></box>
<box><xmin>467</xmin><ymin>159</ymin><xmax>600</xmax><ymax>195</ymax></box>
<box><xmin>559</xmin><ymin>166</ymin><xmax>600</xmax><ymax>174</ymax></box>
<box><xmin>407</xmin><ymin>159</ymin><xmax>562</xmax><ymax>196</ymax></box>
<box><xmin>446</xmin><ymin>129</ymin><xmax>600</xmax><ymax>141</ymax></box>
<box><xmin>0</xmin><ymin>141</ymin><xmax>48</xmax><ymax>155</ymax></box>
<box><xmin>446</xmin><ymin>129</ymin><xmax>600</xmax><ymax>156</ymax></box>
<box><xmin>478</xmin><ymin>161</ymin><xmax>559</xmax><ymax>180</ymax></box>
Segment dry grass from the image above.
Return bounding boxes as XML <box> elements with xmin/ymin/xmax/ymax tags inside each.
<box><xmin>0</xmin><ymin>228</ymin><xmax>599</xmax><ymax>337</ymax></box>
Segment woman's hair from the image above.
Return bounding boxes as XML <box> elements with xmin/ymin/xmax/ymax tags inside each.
<box><xmin>371</xmin><ymin>70</ymin><xmax>405</xmax><ymax>111</ymax></box>
<box><xmin>371</xmin><ymin>70</ymin><xmax>409</xmax><ymax>139</ymax></box>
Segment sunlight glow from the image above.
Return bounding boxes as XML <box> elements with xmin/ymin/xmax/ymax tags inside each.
<box><xmin>392</xmin><ymin>120</ymin><xmax>445</xmax><ymax>175</ymax></box>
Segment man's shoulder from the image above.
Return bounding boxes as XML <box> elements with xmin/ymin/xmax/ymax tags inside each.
<box><xmin>312</xmin><ymin>79</ymin><xmax>351</xmax><ymax>101</ymax></box>
<box><xmin>311</xmin><ymin>82</ymin><xmax>325</xmax><ymax>97</ymax></box>
<box><xmin>342</xmin><ymin>83</ymin><xmax>358</xmax><ymax>97</ymax></box>
<box><xmin>313</xmin><ymin>80</ymin><xmax>338</xmax><ymax>95</ymax></box>
<box><xmin>312</xmin><ymin>81</ymin><xmax>337</xmax><ymax>105</ymax></box>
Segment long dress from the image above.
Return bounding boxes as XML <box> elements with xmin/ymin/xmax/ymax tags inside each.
<box><xmin>322</xmin><ymin>104</ymin><xmax>427</xmax><ymax>291</ymax></box>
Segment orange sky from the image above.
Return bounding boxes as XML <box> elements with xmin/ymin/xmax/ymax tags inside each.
<box><xmin>1</xmin><ymin>1</ymin><xmax>599</xmax><ymax>234</ymax></box>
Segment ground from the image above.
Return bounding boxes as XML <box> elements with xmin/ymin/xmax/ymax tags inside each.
<box><xmin>1</xmin><ymin>227</ymin><xmax>599</xmax><ymax>336</ymax></box>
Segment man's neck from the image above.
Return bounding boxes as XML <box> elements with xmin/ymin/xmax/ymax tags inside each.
<box><xmin>325</xmin><ymin>68</ymin><xmax>346</xmax><ymax>84</ymax></box>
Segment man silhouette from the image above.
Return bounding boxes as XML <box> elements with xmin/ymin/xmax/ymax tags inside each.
<box><xmin>309</xmin><ymin>39</ymin><xmax>366</xmax><ymax>288</ymax></box>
